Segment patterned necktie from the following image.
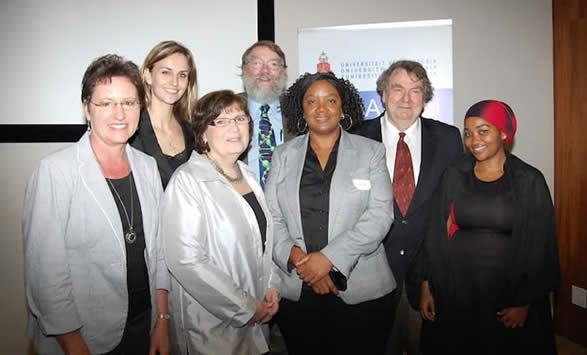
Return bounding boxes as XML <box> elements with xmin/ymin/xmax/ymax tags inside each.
<box><xmin>393</xmin><ymin>132</ymin><xmax>415</xmax><ymax>216</ymax></box>
<box><xmin>258</xmin><ymin>104</ymin><xmax>276</xmax><ymax>188</ymax></box>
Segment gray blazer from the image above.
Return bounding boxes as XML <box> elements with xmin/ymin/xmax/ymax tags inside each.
<box><xmin>22</xmin><ymin>132</ymin><xmax>169</xmax><ymax>355</ymax></box>
<box><xmin>265</xmin><ymin>129</ymin><xmax>396</xmax><ymax>304</ymax></box>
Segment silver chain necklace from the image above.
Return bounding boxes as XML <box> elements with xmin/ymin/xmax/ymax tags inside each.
<box><xmin>107</xmin><ymin>174</ymin><xmax>137</xmax><ymax>244</ymax></box>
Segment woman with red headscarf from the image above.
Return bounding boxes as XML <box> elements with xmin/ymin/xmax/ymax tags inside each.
<box><xmin>417</xmin><ymin>100</ymin><xmax>560</xmax><ymax>355</ymax></box>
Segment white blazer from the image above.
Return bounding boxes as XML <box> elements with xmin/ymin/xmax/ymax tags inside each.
<box><xmin>22</xmin><ymin>132</ymin><xmax>169</xmax><ymax>355</ymax></box>
<box><xmin>265</xmin><ymin>130</ymin><xmax>397</xmax><ymax>304</ymax></box>
<box><xmin>162</xmin><ymin>152</ymin><xmax>278</xmax><ymax>355</ymax></box>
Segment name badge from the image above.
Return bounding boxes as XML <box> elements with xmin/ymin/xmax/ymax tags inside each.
<box><xmin>352</xmin><ymin>179</ymin><xmax>371</xmax><ymax>191</ymax></box>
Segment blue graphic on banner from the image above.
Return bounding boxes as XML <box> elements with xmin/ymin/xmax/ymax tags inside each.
<box><xmin>359</xmin><ymin>91</ymin><xmax>383</xmax><ymax>120</ymax></box>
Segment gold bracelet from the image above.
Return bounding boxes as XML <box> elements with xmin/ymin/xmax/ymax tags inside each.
<box><xmin>157</xmin><ymin>313</ymin><xmax>171</xmax><ymax>320</ymax></box>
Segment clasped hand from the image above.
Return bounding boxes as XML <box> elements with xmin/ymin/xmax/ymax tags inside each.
<box><xmin>295</xmin><ymin>251</ymin><xmax>338</xmax><ymax>295</ymax></box>
<box><xmin>248</xmin><ymin>288</ymin><xmax>279</xmax><ymax>325</ymax></box>
<box><xmin>497</xmin><ymin>305</ymin><xmax>528</xmax><ymax>328</ymax></box>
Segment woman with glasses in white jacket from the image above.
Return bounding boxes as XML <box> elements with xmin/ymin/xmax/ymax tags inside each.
<box><xmin>161</xmin><ymin>90</ymin><xmax>279</xmax><ymax>355</ymax></box>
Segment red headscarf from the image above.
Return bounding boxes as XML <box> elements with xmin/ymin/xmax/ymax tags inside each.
<box><xmin>464</xmin><ymin>100</ymin><xmax>517</xmax><ymax>145</ymax></box>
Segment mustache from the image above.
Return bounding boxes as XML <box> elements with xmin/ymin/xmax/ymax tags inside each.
<box><xmin>255</xmin><ymin>74</ymin><xmax>274</xmax><ymax>80</ymax></box>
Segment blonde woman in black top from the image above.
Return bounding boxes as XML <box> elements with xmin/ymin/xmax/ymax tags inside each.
<box><xmin>131</xmin><ymin>40</ymin><xmax>197</xmax><ymax>188</ymax></box>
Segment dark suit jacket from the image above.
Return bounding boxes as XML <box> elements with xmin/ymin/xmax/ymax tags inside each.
<box><xmin>352</xmin><ymin>112</ymin><xmax>463</xmax><ymax>308</ymax></box>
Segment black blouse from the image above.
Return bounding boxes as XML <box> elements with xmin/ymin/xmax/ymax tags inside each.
<box><xmin>130</xmin><ymin>109</ymin><xmax>193</xmax><ymax>189</ymax></box>
<box><xmin>299</xmin><ymin>137</ymin><xmax>340</xmax><ymax>253</ymax></box>
<box><xmin>242</xmin><ymin>192</ymin><xmax>267</xmax><ymax>252</ymax></box>
<box><xmin>106</xmin><ymin>173</ymin><xmax>150</xmax><ymax>319</ymax></box>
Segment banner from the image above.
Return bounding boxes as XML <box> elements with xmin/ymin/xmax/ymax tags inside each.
<box><xmin>298</xmin><ymin>20</ymin><xmax>453</xmax><ymax>123</ymax></box>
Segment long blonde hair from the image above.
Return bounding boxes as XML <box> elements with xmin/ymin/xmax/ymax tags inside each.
<box><xmin>141</xmin><ymin>41</ymin><xmax>197</xmax><ymax>121</ymax></box>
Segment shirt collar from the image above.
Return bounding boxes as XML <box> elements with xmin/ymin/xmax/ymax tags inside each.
<box><xmin>382</xmin><ymin>112</ymin><xmax>421</xmax><ymax>141</ymax></box>
<box><xmin>248</xmin><ymin>98</ymin><xmax>281</xmax><ymax>116</ymax></box>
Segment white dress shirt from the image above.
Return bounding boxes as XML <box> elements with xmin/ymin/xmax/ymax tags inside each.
<box><xmin>380</xmin><ymin>113</ymin><xmax>422</xmax><ymax>186</ymax></box>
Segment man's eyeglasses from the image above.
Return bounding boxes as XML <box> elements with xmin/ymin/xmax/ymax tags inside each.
<box><xmin>90</xmin><ymin>99</ymin><xmax>140</xmax><ymax>111</ymax></box>
<box><xmin>245</xmin><ymin>58</ymin><xmax>284</xmax><ymax>71</ymax></box>
<box><xmin>209</xmin><ymin>115</ymin><xmax>251</xmax><ymax>127</ymax></box>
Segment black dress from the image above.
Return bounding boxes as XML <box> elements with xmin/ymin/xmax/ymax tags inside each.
<box><xmin>426</xmin><ymin>174</ymin><xmax>515</xmax><ymax>353</ymax></box>
<box><xmin>420</xmin><ymin>154</ymin><xmax>559</xmax><ymax>355</ymax></box>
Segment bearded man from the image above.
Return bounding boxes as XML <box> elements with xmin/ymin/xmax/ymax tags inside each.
<box><xmin>240</xmin><ymin>40</ymin><xmax>288</xmax><ymax>188</ymax></box>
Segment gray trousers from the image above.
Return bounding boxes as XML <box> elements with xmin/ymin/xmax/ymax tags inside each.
<box><xmin>386</xmin><ymin>283</ymin><xmax>423</xmax><ymax>355</ymax></box>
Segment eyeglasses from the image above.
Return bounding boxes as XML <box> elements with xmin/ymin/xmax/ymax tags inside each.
<box><xmin>209</xmin><ymin>115</ymin><xmax>251</xmax><ymax>127</ymax></box>
<box><xmin>90</xmin><ymin>99</ymin><xmax>140</xmax><ymax>111</ymax></box>
<box><xmin>245</xmin><ymin>58</ymin><xmax>284</xmax><ymax>71</ymax></box>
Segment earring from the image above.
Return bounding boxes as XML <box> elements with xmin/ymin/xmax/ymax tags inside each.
<box><xmin>297</xmin><ymin>118</ymin><xmax>308</xmax><ymax>134</ymax></box>
<box><xmin>341</xmin><ymin>113</ymin><xmax>353</xmax><ymax>131</ymax></box>
<box><xmin>87</xmin><ymin>120</ymin><xmax>91</xmax><ymax>131</ymax></box>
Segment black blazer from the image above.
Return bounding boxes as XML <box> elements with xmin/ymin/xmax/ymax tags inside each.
<box><xmin>352</xmin><ymin>113</ymin><xmax>463</xmax><ymax>308</ymax></box>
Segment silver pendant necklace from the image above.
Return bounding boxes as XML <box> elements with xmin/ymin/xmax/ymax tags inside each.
<box><xmin>107</xmin><ymin>174</ymin><xmax>136</xmax><ymax>244</ymax></box>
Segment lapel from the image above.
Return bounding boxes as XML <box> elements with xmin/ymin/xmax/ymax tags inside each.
<box><xmin>407</xmin><ymin>118</ymin><xmax>437</xmax><ymax>215</ymax></box>
<box><xmin>284</xmin><ymin>135</ymin><xmax>309</xmax><ymax>241</ymax></box>
<box><xmin>136</xmin><ymin>109</ymin><xmax>159</xmax><ymax>156</ymax></box>
<box><xmin>76</xmin><ymin>133</ymin><xmax>128</xmax><ymax>253</ymax></box>
<box><xmin>365</xmin><ymin>113</ymin><xmax>383</xmax><ymax>142</ymax></box>
<box><xmin>328</xmin><ymin>130</ymin><xmax>357</xmax><ymax>239</ymax></box>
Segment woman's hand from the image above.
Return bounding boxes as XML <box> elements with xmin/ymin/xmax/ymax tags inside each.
<box><xmin>149</xmin><ymin>289</ymin><xmax>170</xmax><ymax>354</ymax></box>
<box><xmin>248</xmin><ymin>300</ymin><xmax>272</xmax><ymax>326</ymax></box>
<box><xmin>149</xmin><ymin>318</ymin><xmax>170</xmax><ymax>355</ymax></box>
<box><xmin>288</xmin><ymin>246</ymin><xmax>306</xmax><ymax>266</ymax></box>
<box><xmin>310</xmin><ymin>274</ymin><xmax>339</xmax><ymax>295</ymax></box>
<box><xmin>262</xmin><ymin>288</ymin><xmax>280</xmax><ymax>323</ymax></box>
<box><xmin>497</xmin><ymin>305</ymin><xmax>528</xmax><ymax>328</ymax></box>
<box><xmin>56</xmin><ymin>330</ymin><xmax>92</xmax><ymax>355</ymax></box>
<box><xmin>420</xmin><ymin>281</ymin><xmax>436</xmax><ymax>321</ymax></box>
<box><xmin>295</xmin><ymin>252</ymin><xmax>333</xmax><ymax>285</ymax></box>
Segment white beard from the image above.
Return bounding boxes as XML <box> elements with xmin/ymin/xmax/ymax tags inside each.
<box><xmin>242</xmin><ymin>72</ymin><xmax>287</xmax><ymax>104</ymax></box>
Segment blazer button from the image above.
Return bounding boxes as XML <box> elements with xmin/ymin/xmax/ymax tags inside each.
<box><xmin>401</xmin><ymin>220</ymin><xmax>408</xmax><ymax>225</ymax></box>
<box><xmin>400</xmin><ymin>249</ymin><xmax>405</xmax><ymax>255</ymax></box>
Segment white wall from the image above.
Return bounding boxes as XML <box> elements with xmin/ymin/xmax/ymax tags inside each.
<box><xmin>0</xmin><ymin>143</ymin><xmax>70</xmax><ymax>353</ymax></box>
<box><xmin>276</xmin><ymin>0</ymin><xmax>554</xmax><ymax>192</ymax></box>
<box><xmin>0</xmin><ymin>0</ymin><xmax>257</xmax><ymax>124</ymax></box>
